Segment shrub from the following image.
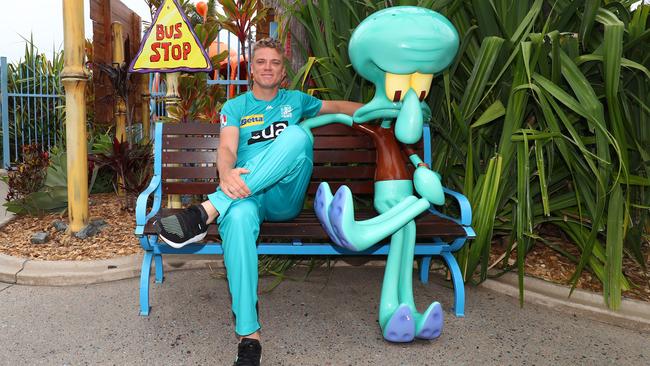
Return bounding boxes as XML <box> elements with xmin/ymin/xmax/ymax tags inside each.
<box><xmin>4</xmin><ymin>144</ymin><xmax>49</xmax><ymax>202</ymax></box>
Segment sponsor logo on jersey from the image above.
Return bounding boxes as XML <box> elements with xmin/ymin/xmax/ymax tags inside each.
<box><xmin>248</xmin><ymin>121</ymin><xmax>288</xmax><ymax>145</ymax></box>
<box><xmin>220</xmin><ymin>114</ymin><xmax>227</xmax><ymax>128</ymax></box>
<box><xmin>240</xmin><ymin>114</ymin><xmax>264</xmax><ymax>128</ymax></box>
<box><xmin>280</xmin><ymin>105</ymin><xmax>293</xmax><ymax>118</ymax></box>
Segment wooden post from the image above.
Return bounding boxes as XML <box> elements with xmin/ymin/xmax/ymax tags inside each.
<box><xmin>112</xmin><ymin>21</ymin><xmax>127</xmax><ymax>143</ymax></box>
<box><xmin>141</xmin><ymin>74</ymin><xmax>151</xmax><ymax>142</ymax></box>
<box><xmin>166</xmin><ymin>72</ymin><xmax>182</xmax><ymax>208</ymax></box>
<box><xmin>165</xmin><ymin>72</ymin><xmax>181</xmax><ymax>109</ymax></box>
<box><xmin>61</xmin><ymin>0</ymin><xmax>89</xmax><ymax>232</ymax></box>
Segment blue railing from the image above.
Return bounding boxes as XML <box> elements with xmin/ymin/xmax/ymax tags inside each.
<box><xmin>206</xmin><ymin>32</ymin><xmax>252</xmax><ymax>98</ymax></box>
<box><xmin>0</xmin><ymin>56</ymin><xmax>64</xmax><ymax>168</ymax></box>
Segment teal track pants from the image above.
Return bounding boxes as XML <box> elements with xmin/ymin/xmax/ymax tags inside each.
<box><xmin>207</xmin><ymin>125</ymin><xmax>314</xmax><ymax>336</ymax></box>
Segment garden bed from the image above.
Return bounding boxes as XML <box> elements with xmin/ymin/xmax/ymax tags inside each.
<box><xmin>0</xmin><ymin>193</ymin><xmax>141</xmax><ymax>261</ymax></box>
<box><xmin>0</xmin><ymin>192</ymin><xmax>648</xmax><ymax>303</ymax></box>
<box><xmin>489</xmin><ymin>239</ymin><xmax>650</xmax><ymax>303</ymax></box>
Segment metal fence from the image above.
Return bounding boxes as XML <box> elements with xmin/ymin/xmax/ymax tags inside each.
<box><xmin>0</xmin><ymin>31</ymin><xmax>253</xmax><ymax>165</ymax></box>
<box><xmin>206</xmin><ymin>32</ymin><xmax>252</xmax><ymax>97</ymax></box>
<box><xmin>0</xmin><ymin>56</ymin><xmax>65</xmax><ymax>168</ymax></box>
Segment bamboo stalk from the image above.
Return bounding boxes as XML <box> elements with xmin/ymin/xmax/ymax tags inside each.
<box><xmin>112</xmin><ymin>22</ymin><xmax>126</xmax><ymax>143</ymax></box>
<box><xmin>141</xmin><ymin>74</ymin><xmax>150</xmax><ymax>142</ymax></box>
<box><xmin>61</xmin><ymin>0</ymin><xmax>89</xmax><ymax>232</ymax></box>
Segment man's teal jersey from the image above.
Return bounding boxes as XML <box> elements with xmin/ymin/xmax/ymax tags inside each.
<box><xmin>219</xmin><ymin>89</ymin><xmax>322</xmax><ymax>166</ymax></box>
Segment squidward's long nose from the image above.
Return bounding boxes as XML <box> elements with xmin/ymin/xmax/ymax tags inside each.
<box><xmin>395</xmin><ymin>88</ymin><xmax>423</xmax><ymax>144</ymax></box>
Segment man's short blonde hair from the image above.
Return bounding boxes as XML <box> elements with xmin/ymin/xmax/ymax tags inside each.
<box><xmin>252</xmin><ymin>37</ymin><xmax>285</xmax><ymax>61</ymax></box>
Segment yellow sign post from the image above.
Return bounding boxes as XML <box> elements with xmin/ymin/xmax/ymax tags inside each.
<box><xmin>129</xmin><ymin>0</ymin><xmax>212</xmax><ymax>73</ymax></box>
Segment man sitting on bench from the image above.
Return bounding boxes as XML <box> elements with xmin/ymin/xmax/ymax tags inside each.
<box><xmin>153</xmin><ymin>38</ymin><xmax>361</xmax><ymax>366</ymax></box>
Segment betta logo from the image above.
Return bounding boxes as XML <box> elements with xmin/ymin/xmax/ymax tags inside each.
<box><xmin>248</xmin><ymin>121</ymin><xmax>288</xmax><ymax>145</ymax></box>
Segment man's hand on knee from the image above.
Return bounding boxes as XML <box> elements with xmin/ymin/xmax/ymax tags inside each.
<box><xmin>220</xmin><ymin>167</ymin><xmax>251</xmax><ymax>199</ymax></box>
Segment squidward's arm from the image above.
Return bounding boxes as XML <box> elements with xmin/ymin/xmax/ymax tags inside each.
<box><xmin>403</xmin><ymin>145</ymin><xmax>444</xmax><ymax>205</ymax></box>
<box><xmin>299</xmin><ymin>114</ymin><xmax>354</xmax><ymax>143</ymax></box>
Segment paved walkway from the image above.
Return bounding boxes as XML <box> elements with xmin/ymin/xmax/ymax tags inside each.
<box><xmin>1</xmin><ymin>267</ymin><xmax>648</xmax><ymax>365</ymax></box>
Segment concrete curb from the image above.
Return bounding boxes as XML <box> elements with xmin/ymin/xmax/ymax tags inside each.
<box><xmin>0</xmin><ymin>253</ymin><xmax>223</xmax><ymax>286</ymax></box>
<box><xmin>0</xmin><ymin>253</ymin><xmax>386</xmax><ymax>286</ymax></box>
<box><xmin>481</xmin><ymin>272</ymin><xmax>650</xmax><ymax>332</ymax></box>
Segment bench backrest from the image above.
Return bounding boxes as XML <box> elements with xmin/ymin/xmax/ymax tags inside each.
<box><xmin>154</xmin><ymin>122</ymin><xmax>428</xmax><ymax>199</ymax></box>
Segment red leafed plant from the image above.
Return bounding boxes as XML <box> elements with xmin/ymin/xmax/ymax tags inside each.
<box><xmin>4</xmin><ymin>144</ymin><xmax>50</xmax><ymax>202</ymax></box>
<box><xmin>216</xmin><ymin>0</ymin><xmax>268</xmax><ymax>60</ymax></box>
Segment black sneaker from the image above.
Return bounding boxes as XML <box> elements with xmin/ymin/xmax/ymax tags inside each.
<box><xmin>154</xmin><ymin>205</ymin><xmax>208</xmax><ymax>248</ymax></box>
<box><xmin>234</xmin><ymin>338</ymin><xmax>262</xmax><ymax>366</ymax></box>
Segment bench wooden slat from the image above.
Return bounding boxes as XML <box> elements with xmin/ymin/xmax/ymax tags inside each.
<box><xmin>160</xmin><ymin>123</ymin><xmax>371</xmax><ymax>137</ymax></box>
<box><xmin>163</xmin><ymin>182</ymin><xmax>218</xmax><ymax>194</ymax></box>
<box><xmin>162</xmin><ymin>151</ymin><xmax>218</xmax><ymax>163</ymax></box>
<box><xmin>307</xmin><ymin>181</ymin><xmax>374</xmax><ymax>195</ymax></box>
<box><xmin>162</xmin><ymin>167</ymin><xmax>217</xmax><ymax>179</ymax></box>
<box><xmin>163</xmin><ymin>136</ymin><xmax>220</xmax><ymax>149</ymax></box>
<box><xmin>162</xmin><ymin>166</ymin><xmax>376</xmax><ymax>180</ymax></box>
<box><xmin>310</xmin><ymin>166</ymin><xmax>375</xmax><ymax>179</ymax></box>
<box><xmin>311</xmin><ymin>124</ymin><xmax>367</xmax><ymax>136</ymax></box>
<box><xmin>163</xmin><ymin>122</ymin><xmax>220</xmax><ymax>135</ymax></box>
<box><xmin>161</xmin><ymin>181</ymin><xmax>375</xmax><ymax>196</ymax></box>
<box><xmin>313</xmin><ymin>136</ymin><xmax>374</xmax><ymax>149</ymax></box>
<box><xmin>145</xmin><ymin>209</ymin><xmax>466</xmax><ymax>240</ymax></box>
<box><xmin>163</xmin><ymin>151</ymin><xmax>380</xmax><ymax>164</ymax></box>
<box><xmin>313</xmin><ymin>150</ymin><xmax>375</xmax><ymax>163</ymax></box>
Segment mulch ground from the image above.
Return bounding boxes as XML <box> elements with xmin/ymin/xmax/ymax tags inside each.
<box><xmin>490</xmin><ymin>237</ymin><xmax>650</xmax><ymax>303</ymax></box>
<box><xmin>0</xmin><ymin>193</ymin><xmax>648</xmax><ymax>303</ymax></box>
<box><xmin>0</xmin><ymin>193</ymin><xmax>141</xmax><ymax>261</ymax></box>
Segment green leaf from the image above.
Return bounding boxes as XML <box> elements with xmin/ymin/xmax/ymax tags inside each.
<box><xmin>470</xmin><ymin>100</ymin><xmax>505</xmax><ymax>128</ymax></box>
<box><xmin>604</xmin><ymin>184</ymin><xmax>625</xmax><ymax>310</ymax></box>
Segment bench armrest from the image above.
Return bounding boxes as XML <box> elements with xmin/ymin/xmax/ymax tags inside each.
<box><xmin>135</xmin><ymin>174</ymin><xmax>162</xmax><ymax>236</ymax></box>
<box><xmin>429</xmin><ymin>187</ymin><xmax>476</xmax><ymax>238</ymax></box>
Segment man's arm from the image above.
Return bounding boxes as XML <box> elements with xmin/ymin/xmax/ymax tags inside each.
<box><xmin>318</xmin><ymin>100</ymin><xmax>364</xmax><ymax>116</ymax></box>
<box><xmin>217</xmin><ymin>126</ymin><xmax>251</xmax><ymax>199</ymax></box>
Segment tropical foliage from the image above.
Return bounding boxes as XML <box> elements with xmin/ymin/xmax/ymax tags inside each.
<box><xmin>215</xmin><ymin>0</ymin><xmax>269</xmax><ymax>58</ymax></box>
<box><xmin>90</xmin><ymin>137</ymin><xmax>153</xmax><ymax>210</ymax></box>
<box><xmin>288</xmin><ymin>0</ymin><xmax>650</xmax><ymax>309</ymax></box>
<box><xmin>3</xmin><ymin>148</ymin><xmax>82</xmax><ymax>215</ymax></box>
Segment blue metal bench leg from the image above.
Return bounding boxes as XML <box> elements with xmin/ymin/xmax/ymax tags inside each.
<box><xmin>154</xmin><ymin>254</ymin><xmax>164</xmax><ymax>283</ymax></box>
<box><xmin>441</xmin><ymin>251</ymin><xmax>465</xmax><ymax>317</ymax></box>
<box><xmin>139</xmin><ymin>251</ymin><xmax>153</xmax><ymax>316</ymax></box>
<box><xmin>419</xmin><ymin>256</ymin><xmax>431</xmax><ymax>284</ymax></box>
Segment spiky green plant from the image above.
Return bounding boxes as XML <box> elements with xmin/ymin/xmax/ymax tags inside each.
<box><xmin>288</xmin><ymin>0</ymin><xmax>650</xmax><ymax>309</ymax></box>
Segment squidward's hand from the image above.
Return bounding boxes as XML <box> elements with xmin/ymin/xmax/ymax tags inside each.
<box><xmin>219</xmin><ymin>167</ymin><xmax>251</xmax><ymax>199</ymax></box>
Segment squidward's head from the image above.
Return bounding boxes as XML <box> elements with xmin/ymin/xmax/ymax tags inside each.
<box><xmin>349</xmin><ymin>7</ymin><xmax>459</xmax><ymax>143</ymax></box>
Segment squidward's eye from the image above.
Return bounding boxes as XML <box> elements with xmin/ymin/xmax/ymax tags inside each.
<box><xmin>385</xmin><ymin>73</ymin><xmax>410</xmax><ymax>102</ymax></box>
<box><xmin>410</xmin><ymin>72</ymin><xmax>433</xmax><ymax>101</ymax></box>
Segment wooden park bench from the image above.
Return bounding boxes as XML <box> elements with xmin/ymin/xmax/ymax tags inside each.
<box><xmin>135</xmin><ymin>121</ymin><xmax>475</xmax><ymax>317</ymax></box>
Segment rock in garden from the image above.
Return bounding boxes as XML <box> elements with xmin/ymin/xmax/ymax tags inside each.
<box><xmin>31</xmin><ymin>232</ymin><xmax>50</xmax><ymax>244</ymax></box>
<box><xmin>52</xmin><ymin>220</ymin><xmax>68</xmax><ymax>232</ymax></box>
<box><xmin>74</xmin><ymin>219</ymin><xmax>109</xmax><ymax>239</ymax></box>
<box><xmin>90</xmin><ymin>219</ymin><xmax>107</xmax><ymax>229</ymax></box>
<box><xmin>74</xmin><ymin>224</ymin><xmax>99</xmax><ymax>239</ymax></box>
